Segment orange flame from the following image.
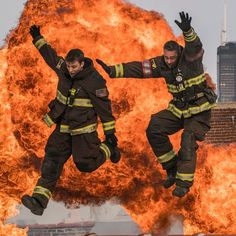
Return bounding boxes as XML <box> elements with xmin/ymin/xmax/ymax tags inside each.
<box><xmin>0</xmin><ymin>0</ymin><xmax>235</xmax><ymax>235</ymax></box>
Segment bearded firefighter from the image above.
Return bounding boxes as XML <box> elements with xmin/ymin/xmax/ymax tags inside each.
<box><xmin>96</xmin><ymin>12</ymin><xmax>217</xmax><ymax>197</ymax></box>
<box><xmin>21</xmin><ymin>25</ymin><xmax>121</xmax><ymax>215</ymax></box>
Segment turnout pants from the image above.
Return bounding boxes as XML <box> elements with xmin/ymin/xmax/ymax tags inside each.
<box><xmin>146</xmin><ymin>109</ymin><xmax>211</xmax><ymax>188</ymax></box>
<box><xmin>32</xmin><ymin>125</ymin><xmax>108</xmax><ymax>208</ymax></box>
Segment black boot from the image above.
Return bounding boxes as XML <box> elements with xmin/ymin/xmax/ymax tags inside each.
<box><xmin>104</xmin><ymin>142</ymin><xmax>121</xmax><ymax>163</ymax></box>
<box><xmin>110</xmin><ymin>146</ymin><xmax>121</xmax><ymax>163</ymax></box>
<box><xmin>163</xmin><ymin>166</ymin><xmax>177</xmax><ymax>188</ymax></box>
<box><xmin>21</xmin><ymin>195</ymin><xmax>45</xmax><ymax>216</ymax></box>
<box><xmin>172</xmin><ymin>185</ymin><xmax>189</xmax><ymax>197</ymax></box>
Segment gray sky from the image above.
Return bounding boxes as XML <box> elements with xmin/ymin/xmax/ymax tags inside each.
<box><xmin>0</xmin><ymin>0</ymin><xmax>235</xmax><ymax>232</ymax></box>
<box><xmin>1</xmin><ymin>0</ymin><xmax>236</xmax><ymax>82</ymax></box>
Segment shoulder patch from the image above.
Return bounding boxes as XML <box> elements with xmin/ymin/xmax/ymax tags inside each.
<box><xmin>96</xmin><ymin>88</ymin><xmax>108</xmax><ymax>97</ymax></box>
<box><xmin>56</xmin><ymin>58</ymin><xmax>64</xmax><ymax>69</ymax></box>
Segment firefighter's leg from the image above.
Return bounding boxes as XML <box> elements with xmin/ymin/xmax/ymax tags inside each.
<box><xmin>72</xmin><ymin>132</ymin><xmax>108</xmax><ymax>173</ymax></box>
<box><xmin>174</xmin><ymin>110</ymin><xmax>211</xmax><ymax>197</ymax></box>
<box><xmin>146</xmin><ymin>110</ymin><xmax>183</xmax><ymax>188</ymax></box>
<box><xmin>21</xmin><ymin>126</ymin><xmax>72</xmax><ymax>215</ymax></box>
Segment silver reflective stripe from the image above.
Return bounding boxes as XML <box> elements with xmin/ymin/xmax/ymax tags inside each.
<box><xmin>142</xmin><ymin>60</ymin><xmax>152</xmax><ymax>77</ymax></box>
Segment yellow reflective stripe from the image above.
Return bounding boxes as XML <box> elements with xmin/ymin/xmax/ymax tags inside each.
<box><xmin>183</xmin><ymin>28</ymin><xmax>197</xmax><ymax>42</ymax></box>
<box><xmin>57</xmin><ymin>90</ymin><xmax>93</xmax><ymax>107</ymax></box>
<box><xmin>43</xmin><ymin>114</ymin><xmax>55</xmax><ymax>127</ymax></box>
<box><xmin>73</xmin><ymin>98</ymin><xmax>93</xmax><ymax>107</ymax></box>
<box><xmin>167</xmin><ymin>103</ymin><xmax>182</xmax><ymax>118</ymax></box>
<box><xmin>168</xmin><ymin>102</ymin><xmax>216</xmax><ymax>119</ymax></box>
<box><xmin>60</xmin><ymin>125</ymin><xmax>70</xmax><ymax>133</ymax></box>
<box><xmin>182</xmin><ymin>102</ymin><xmax>216</xmax><ymax>118</ymax></box>
<box><xmin>57</xmin><ymin>90</ymin><xmax>68</xmax><ymax>105</ymax></box>
<box><xmin>33</xmin><ymin>186</ymin><xmax>52</xmax><ymax>199</ymax></box>
<box><xmin>167</xmin><ymin>73</ymin><xmax>206</xmax><ymax>93</ymax></box>
<box><xmin>60</xmin><ymin>123</ymin><xmax>98</xmax><ymax>135</ymax></box>
<box><xmin>35</xmin><ymin>38</ymin><xmax>47</xmax><ymax>50</ymax></box>
<box><xmin>71</xmin><ymin>123</ymin><xmax>97</xmax><ymax>135</ymax></box>
<box><xmin>176</xmin><ymin>172</ymin><xmax>194</xmax><ymax>182</ymax></box>
<box><xmin>115</xmin><ymin>64</ymin><xmax>119</xmax><ymax>77</ymax></box>
<box><xmin>184</xmin><ymin>33</ymin><xmax>197</xmax><ymax>42</ymax></box>
<box><xmin>114</xmin><ymin>64</ymin><xmax>124</xmax><ymax>77</ymax></box>
<box><xmin>184</xmin><ymin>74</ymin><xmax>205</xmax><ymax>87</ymax></box>
<box><xmin>102</xmin><ymin>121</ymin><xmax>115</xmax><ymax>131</ymax></box>
<box><xmin>158</xmin><ymin>150</ymin><xmax>176</xmax><ymax>163</ymax></box>
<box><xmin>100</xmin><ymin>143</ymin><xmax>111</xmax><ymax>160</ymax></box>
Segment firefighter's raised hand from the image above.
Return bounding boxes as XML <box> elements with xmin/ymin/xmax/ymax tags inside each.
<box><xmin>96</xmin><ymin>59</ymin><xmax>111</xmax><ymax>76</ymax></box>
<box><xmin>29</xmin><ymin>25</ymin><xmax>41</xmax><ymax>39</ymax></box>
<box><xmin>175</xmin><ymin>12</ymin><xmax>192</xmax><ymax>32</ymax></box>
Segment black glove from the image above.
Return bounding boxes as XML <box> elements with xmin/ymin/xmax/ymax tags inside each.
<box><xmin>105</xmin><ymin>133</ymin><xmax>118</xmax><ymax>147</ymax></box>
<box><xmin>29</xmin><ymin>25</ymin><xmax>41</xmax><ymax>39</ymax></box>
<box><xmin>96</xmin><ymin>59</ymin><xmax>111</xmax><ymax>76</ymax></box>
<box><xmin>175</xmin><ymin>12</ymin><xmax>192</xmax><ymax>32</ymax></box>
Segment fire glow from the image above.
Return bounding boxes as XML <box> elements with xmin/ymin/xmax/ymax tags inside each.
<box><xmin>0</xmin><ymin>0</ymin><xmax>235</xmax><ymax>235</ymax></box>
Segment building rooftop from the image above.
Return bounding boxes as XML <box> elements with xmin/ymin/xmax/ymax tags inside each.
<box><xmin>214</xmin><ymin>102</ymin><xmax>236</xmax><ymax>109</ymax></box>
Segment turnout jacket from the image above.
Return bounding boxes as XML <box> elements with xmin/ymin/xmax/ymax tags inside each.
<box><xmin>33</xmin><ymin>36</ymin><xmax>115</xmax><ymax>135</ymax></box>
<box><xmin>109</xmin><ymin>28</ymin><xmax>217</xmax><ymax>118</ymax></box>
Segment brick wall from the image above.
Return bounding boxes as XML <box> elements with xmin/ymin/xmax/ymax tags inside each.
<box><xmin>205</xmin><ymin>103</ymin><xmax>236</xmax><ymax>145</ymax></box>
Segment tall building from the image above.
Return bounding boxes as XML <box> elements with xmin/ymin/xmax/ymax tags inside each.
<box><xmin>217</xmin><ymin>42</ymin><xmax>236</xmax><ymax>102</ymax></box>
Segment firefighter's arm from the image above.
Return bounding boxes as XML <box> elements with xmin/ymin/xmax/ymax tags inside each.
<box><xmin>87</xmin><ymin>76</ymin><xmax>116</xmax><ymax>135</ymax></box>
<box><xmin>30</xmin><ymin>25</ymin><xmax>65</xmax><ymax>72</ymax></box>
<box><xmin>175</xmin><ymin>12</ymin><xmax>203</xmax><ymax>61</ymax></box>
<box><xmin>96</xmin><ymin>58</ymin><xmax>162</xmax><ymax>78</ymax></box>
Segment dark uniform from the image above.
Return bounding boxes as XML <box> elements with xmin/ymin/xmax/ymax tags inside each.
<box><xmin>27</xmin><ymin>35</ymin><xmax>117</xmax><ymax>211</ymax></box>
<box><xmin>107</xmin><ymin>28</ymin><xmax>217</xmax><ymax>190</ymax></box>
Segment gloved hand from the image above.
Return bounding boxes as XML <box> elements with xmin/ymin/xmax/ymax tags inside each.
<box><xmin>105</xmin><ymin>133</ymin><xmax>118</xmax><ymax>147</ymax></box>
<box><xmin>96</xmin><ymin>59</ymin><xmax>111</xmax><ymax>76</ymax></box>
<box><xmin>175</xmin><ymin>12</ymin><xmax>192</xmax><ymax>32</ymax></box>
<box><xmin>29</xmin><ymin>25</ymin><xmax>41</xmax><ymax>39</ymax></box>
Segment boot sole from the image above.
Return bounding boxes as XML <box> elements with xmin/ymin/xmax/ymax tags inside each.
<box><xmin>22</xmin><ymin>196</ymin><xmax>44</xmax><ymax>216</ymax></box>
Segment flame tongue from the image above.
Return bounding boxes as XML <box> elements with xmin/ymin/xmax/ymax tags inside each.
<box><xmin>0</xmin><ymin>0</ymin><xmax>235</xmax><ymax>235</ymax></box>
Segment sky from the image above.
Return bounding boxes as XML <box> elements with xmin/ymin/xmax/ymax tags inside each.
<box><xmin>0</xmin><ymin>0</ymin><xmax>235</xmax><ymax>232</ymax></box>
<box><xmin>1</xmin><ymin>0</ymin><xmax>236</xmax><ymax>82</ymax></box>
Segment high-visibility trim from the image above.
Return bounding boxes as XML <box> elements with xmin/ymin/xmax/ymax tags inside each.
<box><xmin>100</xmin><ymin>143</ymin><xmax>111</xmax><ymax>160</ymax></box>
<box><xmin>60</xmin><ymin>125</ymin><xmax>70</xmax><ymax>133</ymax></box>
<box><xmin>142</xmin><ymin>60</ymin><xmax>152</xmax><ymax>77</ymax></box>
<box><xmin>56</xmin><ymin>90</ymin><xmax>93</xmax><ymax>107</ymax></box>
<box><xmin>102</xmin><ymin>120</ymin><xmax>115</xmax><ymax>131</ymax></box>
<box><xmin>73</xmin><ymin>98</ymin><xmax>93</xmax><ymax>107</ymax></box>
<box><xmin>167</xmin><ymin>102</ymin><xmax>216</xmax><ymax>119</ymax></box>
<box><xmin>57</xmin><ymin>90</ymin><xmax>68</xmax><ymax>105</ymax></box>
<box><xmin>43</xmin><ymin>114</ymin><xmax>55</xmax><ymax>127</ymax></box>
<box><xmin>35</xmin><ymin>38</ymin><xmax>47</xmax><ymax>50</ymax></box>
<box><xmin>167</xmin><ymin>104</ymin><xmax>183</xmax><ymax>118</ymax></box>
<box><xmin>167</xmin><ymin>73</ymin><xmax>206</xmax><ymax>93</ymax></box>
<box><xmin>183</xmin><ymin>28</ymin><xmax>198</xmax><ymax>42</ymax></box>
<box><xmin>176</xmin><ymin>172</ymin><xmax>194</xmax><ymax>182</ymax></box>
<box><xmin>33</xmin><ymin>186</ymin><xmax>52</xmax><ymax>199</ymax></box>
<box><xmin>115</xmin><ymin>64</ymin><xmax>124</xmax><ymax>77</ymax></box>
<box><xmin>60</xmin><ymin>123</ymin><xmax>98</xmax><ymax>135</ymax></box>
<box><xmin>157</xmin><ymin>150</ymin><xmax>176</xmax><ymax>164</ymax></box>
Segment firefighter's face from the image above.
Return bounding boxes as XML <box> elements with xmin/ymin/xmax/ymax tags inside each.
<box><xmin>66</xmin><ymin>60</ymin><xmax>84</xmax><ymax>77</ymax></box>
<box><xmin>163</xmin><ymin>50</ymin><xmax>178</xmax><ymax>68</ymax></box>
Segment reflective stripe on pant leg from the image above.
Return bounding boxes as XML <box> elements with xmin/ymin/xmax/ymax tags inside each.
<box><xmin>99</xmin><ymin>143</ymin><xmax>111</xmax><ymax>160</ymax></box>
<box><xmin>32</xmin><ymin>185</ymin><xmax>52</xmax><ymax>208</ymax></box>
<box><xmin>177</xmin><ymin>131</ymin><xmax>196</xmax><ymax>188</ymax></box>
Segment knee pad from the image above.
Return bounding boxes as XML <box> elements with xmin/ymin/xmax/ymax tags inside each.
<box><xmin>178</xmin><ymin>131</ymin><xmax>196</xmax><ymax>161</ymax></box>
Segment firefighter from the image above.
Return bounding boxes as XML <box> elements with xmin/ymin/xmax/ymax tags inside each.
<box><xmin>21</xmin><ymin>25</ymin><xmax>121</xmax><ymax>215</ymax></box>
<box><xmin>96</xmin><ymin>12</ymin><xmax>217</xmax><ymax>197</ymax></box>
